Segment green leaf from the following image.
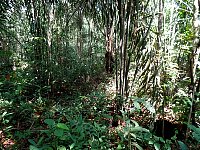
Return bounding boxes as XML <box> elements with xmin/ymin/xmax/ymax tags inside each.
<box><xmin>29</xmin><ymin>145</ymin><xmax>39</xmax><ymax>150</ymax></box>
<box><xmin>148</xmin><ymin>140</ymin><xmax>154</xmax><ymax>145</ymax></box>
<box><xmin>28</xmin><ymin>139</ymin><xmax>37</xmax><ymax>146</ymax></box>
<box><xmin>192</xmin><ymin>132</ymin><xmax>200</xmax><ymax>142</ymax></box>
<box><xmin>131</xmin><ymin>126</ymin><xmax>149</xmax><ymax>132</ymax></box>
<box><xmin>57</xmin><ymin>123</ymin><xmax>69</xmax><ymax>130</ymax></box>
<box><xmin>130</xmin><ymin>133</ymin><xmax>136</xmax><ymax>138</ymax></box>
<box><xmin>165</xmin><ymin>143</ymin><xmax>171</xmax><ymax>150</ymax></box>
<box><xmin>94</xmin><ymin>122</ymin><xmax>100</xmax><ymax>128</ymax></box>
<box><xmin>131</xmin><ymin>120</ymin><xmax>139</xmax><ymax>126</ymax></box>
<box><xmin>37</xmin><ymin>136</ymin><xmax>44</xmax><ymax>145</ymax></box>
<box><xmin>188</xmin><ymin>124</ymin><xmax>200</xmax><ymax>133</ymax></box>
<box><xmin>44</xmin><ymin>119</ymin><xmax>55</xmax><ymax>126</ymax></box>
<box><xmin>54</xmin><ymin>129</ymin><xmax>64</xmax><ymax>137</ymax></box>
<box><xmin>57</xmin><ymin>145</ymin><xmax>66</xmax><ymax>150</ymax></box>
<box><xmin>154</xmin><ymin>143</ymin><xmax>160</xmax><ymax>150</ymax></box>
<box><xmin>144</xmin><ymin>101</ymin><xmax>155</xmax><ymax>113</ymax></box>
<box><xmin>2</xmin><ymin>111</ymin><xmax>7</xmax><ymax>117</ymax></box>
<box><xmin>134</xmin><ymin>101</ymin><xmax>141</xmax><ymax>110</ymax></box>
<box><xmin>159</xmin><ymin>137</ymin><xmax>165</xmax><ymax>143</ymax></box>
<box><xmin>88</xmin><ymin>140</ymin><xmax>92</xmax><ymax>145</ymax></box>
<box><xmin>117</xmin><ymin>144</ymin><xmax>123</xmax><ymax>150</ymax></box>
<box><xmin>69</xmin><ymin>143</ymin><xmax>75</xmax><ymax>149</ymax></box>
<box><xmin>99</xmin><ymin>137</ymin><xmax>103</xmax><ymax>142</ymax></box>
<box><xmin>178</xmin><ymin>141</ymin><xmax>188</xmax><ymax>150</ymax></box>
<box><xmin>40</xmin><ymin>145</ymin><xmax>53</xmax><ymax>150</ymax></box>
<box><xmin>132</xmin><ymin>142</ymin><xmax>143</xmax><ymax>150</ymax></box>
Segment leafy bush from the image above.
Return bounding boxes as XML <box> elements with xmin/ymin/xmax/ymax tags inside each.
<box><xmin>28</xmin><ymin>117</ymin><xmax>110</xmax><ymax>150</ymax></box>
<box><xmin>188</xmin><ymin>124</ymin><xmax>200</xmax><ymax>143</ymax></box>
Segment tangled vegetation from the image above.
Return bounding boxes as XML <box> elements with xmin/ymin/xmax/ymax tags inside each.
<box><xmin>0</xmin><ymin>0</ymin><xmax>200</xmax><ymax>149</ymax></box>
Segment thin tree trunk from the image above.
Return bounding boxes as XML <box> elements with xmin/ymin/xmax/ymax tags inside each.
<box><xmin>77</xmin><ymin>8</ymin><xmax>83</xmax><ymax>58</ymax></box>
<box><xmin>156</xmin><ymin>0</ymin><xmax>164</xmax><ymax>138</ymax></box>
<box><xmin>188</xmin><ymin>0</ymin><xmax>200</xmax><ymax>126</ymax></box>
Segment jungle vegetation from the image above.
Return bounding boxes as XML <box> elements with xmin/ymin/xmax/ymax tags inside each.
<box><xmin>0</xmin><ymin>0</ymin><xmax>200</xmax><ymax>149</ymax></box>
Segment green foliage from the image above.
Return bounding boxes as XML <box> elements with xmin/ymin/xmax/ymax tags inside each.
<box><xmin>27</xmin><ymin>117</ymin><xmax>110</xmax><ymax>150</ymax></box>
<box><xmin>119</xmin><ymin>120</ymin><xmax>151</xmax><ymax>149</ymax></box>
<box><xmin>172</xmin><ymin>95</ymin><xmax>191</xmax><ymax>121</ymax></box>
<box><xmin>188</xmin><ymin>124</ymin><xmax>200</xmax><ymax>143</ymax></box>
<box><xmin>178</xmin><ymin>141</ymin><xmax>189</xmax><ymax>150</ymax></box>
<box><xmin>1</xmin><ymin>0</ymin><xmax>200</xmax><ymax>149</ymax></box>
<box><xmin>0</xmin><ymin>111</ymin><xmax>13</xmax><ymax>130</ymax></box>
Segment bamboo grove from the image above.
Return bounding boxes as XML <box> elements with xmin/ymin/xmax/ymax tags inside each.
<box><xmin>0</xmin><ymin>0</ymin><xmax>200</xmax><ymax>149</ymax></box>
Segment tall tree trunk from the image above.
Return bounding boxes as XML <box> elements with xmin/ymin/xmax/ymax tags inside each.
<box><xmin>77</xmin><ymin>8</ymin><xmax>83</xmax><ymax>58</ymax></box>
<box><xmin>156</xmin><ymin>0</ymin><xmax>164</xmax><ymax>138</ymax></box>
<box><xmin>47</xmin><ymin>3</ymin><xmax>54</xmax><ymax>86</ymax></box>
<box><xmin>188</xmin><ymin>0</ymin><xmax>200</xmax><ymax>127</ymax></box>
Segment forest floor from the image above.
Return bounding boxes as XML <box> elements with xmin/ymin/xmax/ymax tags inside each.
<box><xmin>0</xmin><ymin>73</ymin><xmax>200</xmax><ymax>149</ymax></box>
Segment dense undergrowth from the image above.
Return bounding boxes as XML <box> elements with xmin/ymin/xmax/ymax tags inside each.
<box><xmin>0</xmin><ymin>48</ymin><xmax>200</xmax><ymax>149</ymax></box>
<box><xmin>0</xmin><ymin>71</ymin><xmax>200</xmax><ymax>150</ymax></box>
<box><xmin>1</xmin><ymin>0</ymin><xmax>200</xmax><ymax>149</ymax></box>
